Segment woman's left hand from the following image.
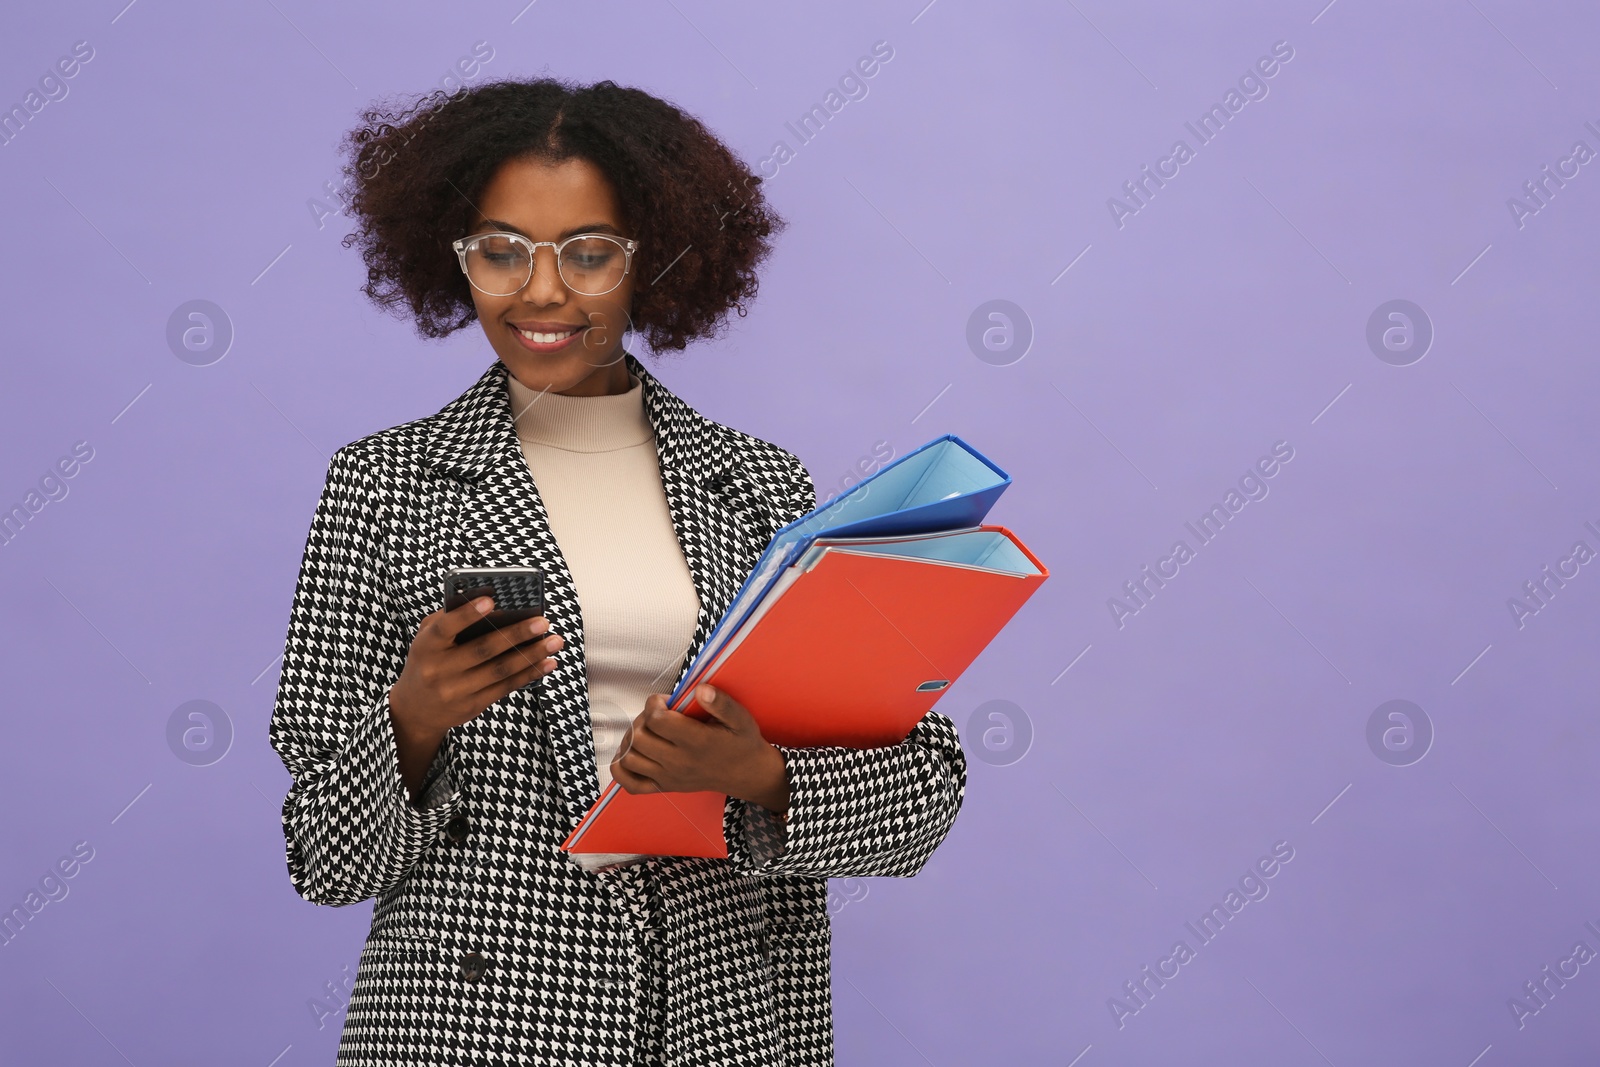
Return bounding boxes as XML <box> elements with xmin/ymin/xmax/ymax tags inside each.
<box><xmin>611</xmin><ymin>684</ymin><xmax>790</xmax><ymax>815</ymax></box>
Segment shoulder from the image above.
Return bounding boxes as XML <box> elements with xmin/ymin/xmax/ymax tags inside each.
<box><xmin>322</xmin><ymin>359</ymin><xmax>508</xmax><ymax>485</ymax></box>
<box><xmin>324</xmin><ymin>410</ymin><xmax>434</xmax><ymax>486</ymax></box>
<box><xmin>717</xmin><ymin>421</ymin><xmax>809</xmax><ymax>489</ymax></box>
<box><xmin>705</xmin><ymin>419</ymin><xmax>817</xmax><ymax>527</ymax></box>
<box><xmin>636</xmin><ymin>353</ymin><xmax>814</xmax><ymax>515</ymax></box>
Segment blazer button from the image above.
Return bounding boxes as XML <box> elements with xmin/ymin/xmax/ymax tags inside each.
<box><xmin>458</xmin><ymin>951</ymin><xmax>488</xmax><ymax>982</ymax></box>
<box><xmin>443</xmin><ymin>812</ymin><xmax>470</xmax><ymax>844</ymax></box>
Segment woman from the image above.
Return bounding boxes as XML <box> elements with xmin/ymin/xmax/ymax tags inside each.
<box><xmin>268</xmin><ymin>76</ymin><xmax>967</xmax><ymax>1067</ymax></box>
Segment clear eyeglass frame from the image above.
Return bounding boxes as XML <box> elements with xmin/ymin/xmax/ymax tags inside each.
<box><xmin>450</xmin><ymin>231</ymin><xmax>641</xmax><ymax>297</ymax></box>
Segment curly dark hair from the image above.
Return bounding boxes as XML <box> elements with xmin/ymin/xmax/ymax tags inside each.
<box><xmin>336</xmin><ymin>76</ymin><xmax>785</xmax><ymax>353</ymax></box>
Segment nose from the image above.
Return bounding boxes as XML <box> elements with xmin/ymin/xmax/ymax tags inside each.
<box><xmin>518</xmin><ymin>244</ymin><xmax>569</xmax><ymax>306</ymax></box>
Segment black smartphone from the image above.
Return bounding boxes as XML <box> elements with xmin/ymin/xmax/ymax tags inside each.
<box><xmin>443</xmin><ymin>566</ymin><xmax>547</xmax><ymax>646</ymax></box>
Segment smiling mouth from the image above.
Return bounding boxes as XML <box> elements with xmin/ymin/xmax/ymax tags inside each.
<box><xmin>513</xmin><ymin>325</ymin><xmax>586</xmax><ymax>343</ymax></box>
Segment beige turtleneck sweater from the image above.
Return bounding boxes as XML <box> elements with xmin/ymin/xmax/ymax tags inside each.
<box><xmin>505</xmin><ymin>369</ymin><xmax>702</xmax><ymax>871</ymax></box>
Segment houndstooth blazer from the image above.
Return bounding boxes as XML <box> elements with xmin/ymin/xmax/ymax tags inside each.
<box><xmin>268</xmin><ymin>352</ymin><xmax>967</xmax><ymax>1066</ymax></box>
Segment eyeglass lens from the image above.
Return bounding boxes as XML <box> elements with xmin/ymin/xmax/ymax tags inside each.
<box><xmin>462</xmin><ymin>235</ymin><xmax>629</xmax><ymax>296</ymax></box>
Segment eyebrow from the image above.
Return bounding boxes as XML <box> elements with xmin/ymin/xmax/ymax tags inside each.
<box><xmin>473</xmin><ymin>218</ymin><xmax>623</xmax><ymax>240</ymax></box>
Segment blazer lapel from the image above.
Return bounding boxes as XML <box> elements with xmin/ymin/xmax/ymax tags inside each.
<box><xmin>418</xmin><ymin>353</ymin><xmax>773</xmax><ymax>837</ymax></box>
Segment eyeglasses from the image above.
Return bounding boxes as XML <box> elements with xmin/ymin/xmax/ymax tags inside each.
<box><xmin>451</xmin><ymin>231</ymin><xmax>640</xmax><ymax>297</ymax></box>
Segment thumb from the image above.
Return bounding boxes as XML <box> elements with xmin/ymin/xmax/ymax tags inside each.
<box><xmin>694</xmin><ymin>683</ymin><xmax>747</xmax><ymax>728</ymax></box>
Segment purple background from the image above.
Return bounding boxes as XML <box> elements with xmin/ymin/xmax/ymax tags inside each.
<box><xmin>3</xmin><ymin>1</ymin><xmax>1598</xmax><ymax>1063</ymax></box>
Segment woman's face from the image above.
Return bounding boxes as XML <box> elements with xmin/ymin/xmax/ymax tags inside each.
<box><xmin>463</xmin><ymin>155</ymin><xmax>637</xmax><ymax>397</ymax></box>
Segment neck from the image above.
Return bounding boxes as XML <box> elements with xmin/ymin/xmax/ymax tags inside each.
<box><xmin>568</xmin><ymin>359</ymin><xmax>632</xmax><ymax>397</ymax></box>
<box><xmin>505</xmin><ymin>365</ymin><xmax>651</xmax><ymax>453</ymax></box>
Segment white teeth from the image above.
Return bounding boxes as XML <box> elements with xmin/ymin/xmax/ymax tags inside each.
<box><xmin>517</xmin><ymin>327</ymin><xmax>579</xmax><ymax>344</ymax></box>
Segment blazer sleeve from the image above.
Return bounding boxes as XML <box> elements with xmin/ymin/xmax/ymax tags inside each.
<box><xmin>268</xmin><ymin>443</ymin><xmax>462</xmax><ymax>907</ymax></box>
<box><xmin>723</xmin><ymin>453</ymin><xmax>968</xmax><ymax>879</ymax></box>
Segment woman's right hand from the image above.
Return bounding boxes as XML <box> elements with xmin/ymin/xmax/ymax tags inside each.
<box><xmin>389</xmin><ymin>595</ymin><xmax>565</xmax><ymax>740</ymax></box>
